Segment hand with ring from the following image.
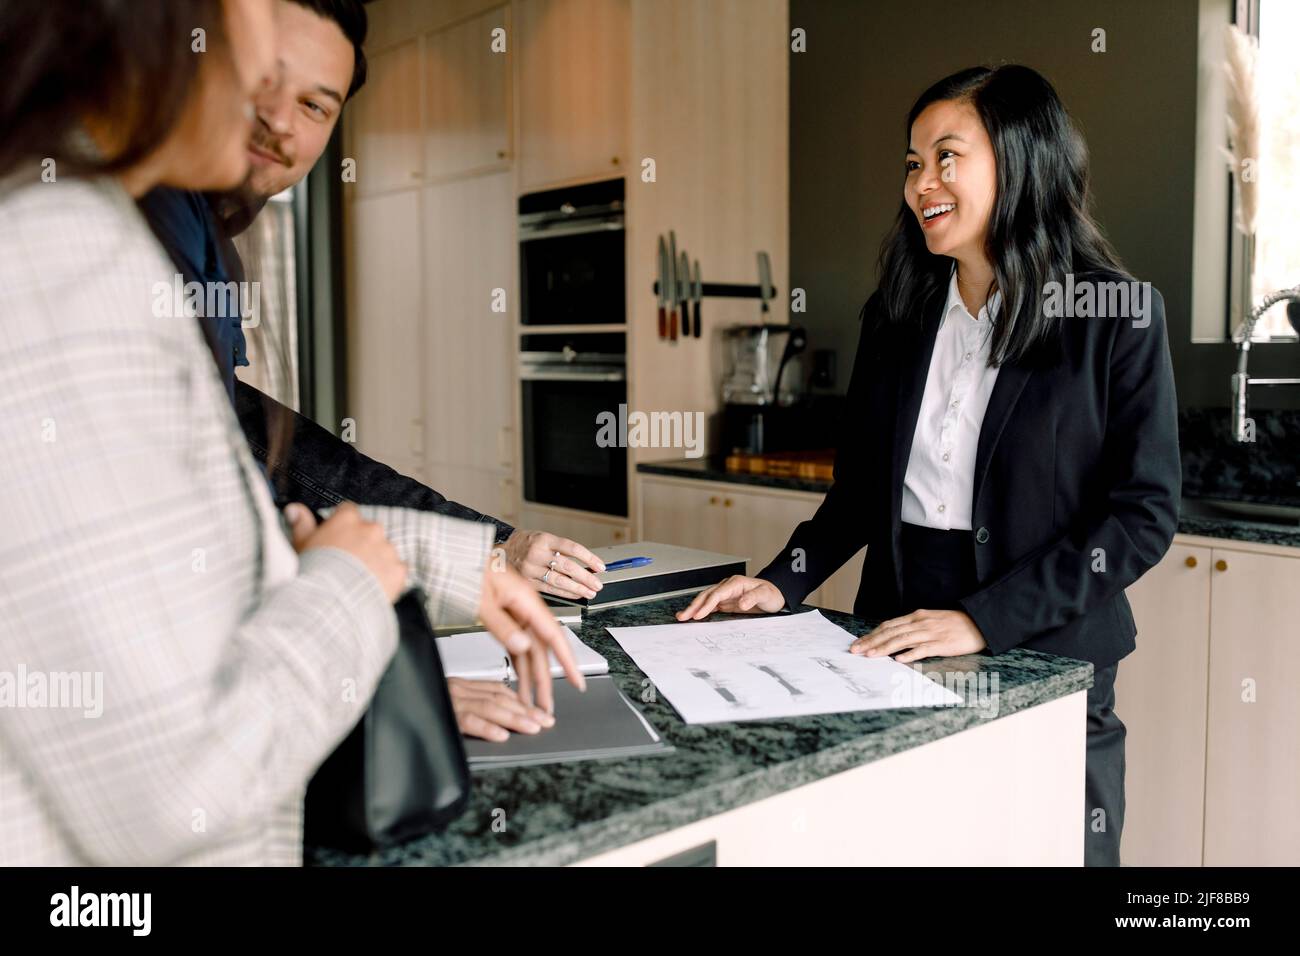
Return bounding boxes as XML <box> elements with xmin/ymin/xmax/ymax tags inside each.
<box><xmin>502</xmin><ymin>530</ymin><xmax>606</xmax><ymax>600</ymax></box>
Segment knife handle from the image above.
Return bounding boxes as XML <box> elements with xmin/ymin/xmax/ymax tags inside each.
<box><xmin>658</xmin><ymin>306</ymin><xmax>666</xmax><ymax>339</ymax></box>
<box><xmin>670</xmin><ymin>309</ymin><xmax>678</xmax><ymax>341</ymax></box>
<box><xmin>693</xmin><ymin>299</ymin><xmax>701</xmax><ymax>338</ymax></box>
<box><xmin>680</xmin><ymin>301</ymin><xmax>689</xmax><ymax>337</ymax></box>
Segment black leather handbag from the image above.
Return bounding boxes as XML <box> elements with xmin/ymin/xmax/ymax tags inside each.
<box><xmin>304</xmin><ymin>589</ymin><xmax>472</xmax><ymax>851</ymax></box>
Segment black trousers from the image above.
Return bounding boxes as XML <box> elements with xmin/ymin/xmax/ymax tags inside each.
<box><xmin>899</xmin><ymin>522</ymin><xmax>1126</xmax><ymax>867</ymax></box>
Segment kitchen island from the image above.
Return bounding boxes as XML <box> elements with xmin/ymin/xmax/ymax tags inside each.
<box><xmin>309</xmin><ymin>597</ymin><xmax>1092</xmax><ymax>867</ymax></box>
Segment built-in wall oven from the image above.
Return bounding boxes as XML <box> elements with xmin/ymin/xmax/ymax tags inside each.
<box><xmin>520</xmin><ymin>333</ymin><xmax>627</xmax><ymax>516</ymax></box>
<box><xmin>519</xmin><ymin>179</ymin><xmax>624</xmax><ymax>326</ymax></box>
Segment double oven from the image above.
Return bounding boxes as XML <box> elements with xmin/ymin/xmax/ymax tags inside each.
<box><xmin>518</xmin><ymin>179</ymin><xmax>627</xmax><ymax>517</ymax></box>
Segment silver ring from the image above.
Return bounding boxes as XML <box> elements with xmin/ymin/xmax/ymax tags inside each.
<box><xmin>542</xmin><ymin>569</ymin><xmax>552</xmax><ymax>585</ymax></box>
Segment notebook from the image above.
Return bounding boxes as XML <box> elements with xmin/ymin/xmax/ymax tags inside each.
<box><xmin>463</xmin><ymin>675</ymin><xmax>673</xmax><ymax>770</ymax></box>
<box><xmin>435</xmin><ymin>626</ymin><xmax>608</xmax><ymax>681</ymax></box>
<box><xmin>550</xmin><ymin>541</ymin><xmax>746</xmax><ymax>611</ymax></box>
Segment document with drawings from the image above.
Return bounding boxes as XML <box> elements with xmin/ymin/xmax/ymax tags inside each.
<box><xmin>605</xmin><ymin>610</ymin><xmax>961</xmax><ymax>724</ymax></box>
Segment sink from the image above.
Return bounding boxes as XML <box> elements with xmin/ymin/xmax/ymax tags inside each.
<box><xmin>1180</xmin><ymin>496</ymin><xmax>1300</xmax><ymax>526</ymax></box>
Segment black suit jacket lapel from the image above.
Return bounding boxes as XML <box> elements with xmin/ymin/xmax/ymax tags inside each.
<box><xmin>971</xmin><ymin>361</ymin><xmax>1033</xmax><ymax>515</ymax></box>
<box><xmin>887</xmin><ymin>286</ymin><xmax>945</xmax><ymax>604</ymax></box>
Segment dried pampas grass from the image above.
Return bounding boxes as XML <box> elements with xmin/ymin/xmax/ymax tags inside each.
<box><xmin>1222</xmin><ymin>23</ymin><xmax>1260</xmax><ymax>236</ymax></box>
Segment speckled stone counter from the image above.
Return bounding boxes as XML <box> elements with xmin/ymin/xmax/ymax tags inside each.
<box><xmin>637</xmin><ymin>459</ymin><xmax>1300</xmax><ymax>550</ymax></box>
<box><xmin>1176</xmin><ymin>514</ymin><xmax>1300</xmax><ymax>549</ymax></box>
<box><xmin>308</xmin><ymin>596</ymin><xmax>1091</xmax><ymax>867</ymax></box>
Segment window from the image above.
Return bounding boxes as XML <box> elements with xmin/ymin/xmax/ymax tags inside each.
<box><xmin>1235</xmin><ymin>0</ymin><xmax>1300</xmax><ymax>341</ymax></box>
<box><xmin>233</xmin><ymin>187</ymin><xmax>300</xmax><ymax>408</ymax></box>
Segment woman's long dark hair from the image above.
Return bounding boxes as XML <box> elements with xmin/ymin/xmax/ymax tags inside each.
<box><xmin>0</xmin><ymin>0</ymin><xmax>223</xmax><ymax>180</ymax></box>
<box><xmin>876</xmin><ymin>65</ymin><xmax>1128</xmax><ymax>367</ymax></box>
<box><xmin>0</xmin><ymin>2</ymin><xmax>299</xmax><ymax>474</ymax></box>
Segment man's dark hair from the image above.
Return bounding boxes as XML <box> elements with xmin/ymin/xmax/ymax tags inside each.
<box><xmin>289</xmin><ymin>0</ymin><xmax>368</xmax><ymax>100</ymax></box>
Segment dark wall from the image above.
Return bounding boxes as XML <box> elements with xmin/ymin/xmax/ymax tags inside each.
<box><xmin>790</xmin><ymin>0</ymin><xmax>1298</xmax><ymax>409</ymax></box>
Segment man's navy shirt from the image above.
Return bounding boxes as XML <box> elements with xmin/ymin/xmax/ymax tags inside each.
<box><xmin>139</xmin><ymin>188</ymin><xmax>249</xmax><ymax>400</ymax></box>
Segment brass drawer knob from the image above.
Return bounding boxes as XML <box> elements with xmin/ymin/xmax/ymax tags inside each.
<box><xmin>709</xmin><ymin>495</ymin><xmax>719</xmax><ymax>505</ymax></box>
<box><xmin>723</xmin><ymin>498</ymin><xmax>733</xmax><ymax>507</ymax></box>
<box><xmin>1185</xmin><ymin>555</ymin><xmax>1198</xmax><ymax>568</ymax></box>
<box><xmin>1215</xmin><ymin>559</ymin><xmax>1228</xmax><ymax>572</ymax></box>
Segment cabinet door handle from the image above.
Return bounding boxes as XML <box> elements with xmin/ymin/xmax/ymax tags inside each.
<box><xmin>709</xmin><ymin>496</ymin><xmax>719</xmax><ymax>505</ymax></box>
<box><xmin>1215</xmin><ymin>559</ymin><xmax>1228</xmax><ymax>572</ymax></box>
<box><xmin>723</xmin><ymin>498</ymin><xmax>733</xmax><ymax>508</ymax></box>
<box><xmin>1185</xmin><ymin>555</ymin><xmax>1198</xmax><ymax>568</ymax></box>
<box><xmin>613</xmin><ymin>529</ymin><xmax>624</xmax><ymax>540</ymax></box>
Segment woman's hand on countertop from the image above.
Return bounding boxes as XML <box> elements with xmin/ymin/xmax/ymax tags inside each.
<box><xmin>851</xmin><ymin>609</ymin><xmax>987</xmax><ymax>663</ymax></box>
<box><xmin>676</xmin><ymin>575</ymin><xmax>786</xmax><ymax>620</ymax></box>
<box><xmin>448</xmin><ymin>678</ymin><xmax>555</xmax><ymax>742</ymax></box>
<box><xmin>504</xmin><ymin>529</ymin><xmax>606</xmax><ymax>601</ymax></box>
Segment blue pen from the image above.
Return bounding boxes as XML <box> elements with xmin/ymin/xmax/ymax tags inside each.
<box><xmin>603</xmin><ymin>556</ymin><xmax>653</xmax><ymax>572</ymax></box>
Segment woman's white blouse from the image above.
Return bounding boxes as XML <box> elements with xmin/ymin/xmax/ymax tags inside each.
<box><xmin>900</xmin><ymin>267</ymin><xmax>1002</xmax><ymax>531</ymax></box>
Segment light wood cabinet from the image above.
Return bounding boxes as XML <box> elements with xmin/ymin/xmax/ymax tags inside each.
<box><xmin>518</xmin><ymin>503</ymin><xmax>631</xmax><ymax>549</ymax></box>
<box><xmin>515</xmin><ymin>0</ymin><xmax>630</xmax><ymax>189</ymax></box>
<box><xmin>347</xmin><ymin>5</ymin><xmax>518</xmax><ymax>523</ymax></box>
<box><xmin>637</xmin><ymin>475</ymin><xmax>872</xmax><ymax>611</ymax></box>
<box><xmin>1119</xmin><ymin>536</ymin><xmax>1300</xmax><ymax>866</ymax></box>
<box><xmin>346</xmin><ymin>191</ymin><xmax>426</xmax><ymax>480</ymax></box>
<box><xmin>638</xmin><ymin>478</ymin><xmax>727</xmax><ymax>555</ymax></box>
<box><xmin>422</xmin><ymin>171</ymin><xmax>516</xmax><ymax>477</ymax></box>
<box><xmin>349</xmin><ymin>39</ymin><xmax>422</xmax><ymax>194</ymax></box>
<box><xmin>424</xmin><ymin>5</ymin><xmax>511</xmax><ymax>180</ymax></box>
<box><xmin>1117</xmin><ymin>542</ymin><xmax>1213</xmax><ymax>866</ymax></box>
<box><xmin>1202</xmin><ymin>546</ymin><xmax>1300</xmax><ymax>865</ymax></box>
<box><xmin>426</xmin><ymin>463</ymin><xmax>519</xmax><ymax>529</ymax></box>
<box><xmin>717</xmin><ymin>486</ymin><xmax>819</xmax><ymax>582</ymax></box>
<box><xmin>624</xmin><ymin>0</ymin><xmax>789</xmax><ymax>526</ymax></box>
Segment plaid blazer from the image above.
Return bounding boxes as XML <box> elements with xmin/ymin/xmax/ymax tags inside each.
<box><xmin>0</xmin><ymin>175</ymin><xmax>492</xmax><ymax>865</ymax></box>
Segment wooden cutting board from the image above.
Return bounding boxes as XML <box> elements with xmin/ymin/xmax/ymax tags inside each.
<box><xmin>724</xmin><ymin>449</ymin><xmax>836</xmax><ymax>481</ymax></box>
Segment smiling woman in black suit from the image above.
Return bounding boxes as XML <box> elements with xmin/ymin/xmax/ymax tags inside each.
<box><xmin>679</xmin><ymin>65</ymin><xmax>1181</xmax><ymax>866</ymax></box>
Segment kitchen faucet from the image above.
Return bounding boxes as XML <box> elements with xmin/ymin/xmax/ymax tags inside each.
<box><xmin>1231</xmin><ymin>284</ymin><xmax>1300</xmax><ymax>442</ymax></box>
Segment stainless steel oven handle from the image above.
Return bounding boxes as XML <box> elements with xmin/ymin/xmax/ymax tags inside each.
<box><xmin>519</xmin><ymin>369</ymin><xmax>626</xmax><ymax>382</ymax></box>
<box><xmin>518</xmin><ymin>219</ymin><xmax>624</xmax><ymax>241</ymax></box>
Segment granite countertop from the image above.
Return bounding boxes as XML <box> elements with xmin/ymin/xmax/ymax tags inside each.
<box><xmin>637</xmin><ymin>458</ymin><xmax>1300</xmax><ymax>550</ymax></box>
<box><xmin>309</xmin><ymin>596</ymin><xmax>1091</xmax><ymax>867</ymax></box>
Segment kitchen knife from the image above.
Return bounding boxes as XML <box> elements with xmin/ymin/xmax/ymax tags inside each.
<box><xmin>692</xmin><ymin>260</ymin><xmax>702</xmax><ymax>338</ymax></box>
<box><xmin>668</xmin><ymin>231</ymin><xmax>679</xmax><ymax>342</ymax></box>
<box><xmin>679</xmin><ymin>251</ymin><xmax>691</xmax><ymax>339</ymax></box>
<box><xmin>757</xmin><ymin>251</ymin><xmax>773</xmax><ymax>319</ymax></box>
<box><xmin>656</xmin><ymin>235</ymin><xmax>668</xmax><ymax>340</ymax></box>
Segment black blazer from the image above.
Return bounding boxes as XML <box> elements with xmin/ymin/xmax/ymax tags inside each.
<box><xmin>759</xmin><ymin>275</ymin><xmax>1180</xmax><ymax>667</ymax></box>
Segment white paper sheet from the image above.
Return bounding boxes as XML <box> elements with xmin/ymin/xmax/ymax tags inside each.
<box><xmin>606</xmin><ymin>610</ymin><xmax>961</xmax><ymax>724</ymax></box>
<box><xmin>436</xmin><ymin>626</ymin><xmax>608</xmax><ymax>681</ymax></box>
